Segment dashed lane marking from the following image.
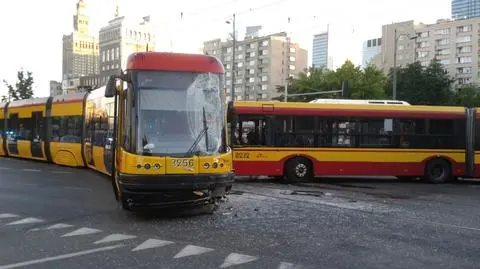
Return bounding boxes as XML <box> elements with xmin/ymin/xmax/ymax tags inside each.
<box><xmin>21</xmin><ymin>169</ymin><xmax>41</xmax><ymax>172</ymax></box>
<box><xmin>278</xmin><ymin>262</ymin><xmax>302</xmax><ymax>269</ymax></box>
<box><xmin>173</xmin><ymin>245</ymin><xmax>214</xmax><ymax>259</ymax></box>
<box><xmin>30</xmin><ymin>223</ymin><xmax>74</xmax><ymax>232</ymax></box>
<box><xmin>131</xmin><ymin>239</ymin><xmax>174</xmax><ymax>252</ymax></box>
<box><xmin>0</xmin><ymin>167</ymin><xmax>10</xmax><ymax>170</ymax></box>
<box><xmin>6</xmin><ymin>218</ymin><xmax>44</xmax><ymax>226</ymax></box>
<box><xmin>0</xmin><ymin>244</ymin><xmax>125</xmax><ymax>269</ymax></box>
<box><xmin>94</xmin><ymin>234</ymin><xmax>137</xmax><ymax>244</ymax></box>
<box><xmin>220</xmin><ymin>253</ymin><xmax>259</xmax><ymax>268</ymax></box>
<box><xmin>0</xmin><ymin>213</ymin><xmax>19</xmax><ymax>219</ymax></box>
<box><xmin>61</xmin><ymin>227</ymin><xmax>102</xmax><ymax>237</ymax></box>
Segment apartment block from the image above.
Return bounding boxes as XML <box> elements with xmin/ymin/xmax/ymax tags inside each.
<box><xmin>203</xmin><ymin>31</ymin><xmax>308</xmax><ymax>101</ymax></box>
<box><xmin>49</xmin><ymin>81</ymin><xmax>62</xmax><ymax>96</ymax></box>
<box><xmin>380</xmin><ymin>18</ymin><xmax>480</xmax><ymax>87</ymax></box>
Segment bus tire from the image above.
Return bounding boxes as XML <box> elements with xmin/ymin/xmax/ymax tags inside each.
<box><xmin>284</xmin><ymin>157</ymin><xmax>313</xmax><ymax>183</ymax></box>
<box><xmin>424</xmin><ymin>158</ymin><xmax>452</xmax><ymax>184</ymax></box>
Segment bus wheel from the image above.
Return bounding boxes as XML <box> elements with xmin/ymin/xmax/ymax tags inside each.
<box><xmin>284</xmin><ymin>157</ymin><xmax>313</xmax><ymax>183</ymax></box>
<box><xmin>424</xmin><ymin>158</ymin><xmax>452</xmax><ymax>184</ymax></box>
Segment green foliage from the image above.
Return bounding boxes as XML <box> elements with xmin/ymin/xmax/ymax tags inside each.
<box><xmin>2</xmin><ymin>69</ymin><xmax>34</xmax><ymax>102</ymax></box>
<box><xmin>452</xmin><ymin>85</ymin><xmax>480</xmax><ymax>107</ymax></box>
<box><xmin>276</xmin><ymin>60</ymin><xmax>387</xmax><ymax>102</ymax></box>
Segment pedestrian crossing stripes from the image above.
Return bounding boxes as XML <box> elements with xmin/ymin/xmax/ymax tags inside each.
<box><xmin>0</xmin><ymin>212</ymin><xmax>303</xmax><ymax>269</ymax></box>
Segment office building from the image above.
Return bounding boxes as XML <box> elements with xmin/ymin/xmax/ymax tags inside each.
<box><xmin>203</xmin><ymin>31</ymin><xmax>308</xmax><ymax>101</ymax></box>
<box><xmin>380</xmin><ymin>18</ymin><xmax>480</xmax><ymax>87</ymax></box>
<box><xmin>362</xmin><ymin>38</ymin><xmax>382</xmax><ymax>68</ymax></box>
<box><xmin>452</xmin><ymin>0</ymin><xmax>480</xmax><ymax>19</ymax></box>
<box><xmin>312</xmin><ymin>32</ymin><xmax>329</xmax><ymax>68</ymax></box>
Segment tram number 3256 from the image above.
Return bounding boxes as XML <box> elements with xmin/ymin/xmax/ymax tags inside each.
<box><xmin>172</xmin><ymin>159</ymin><xmax>195</xmax><ymax>168</ymax></box>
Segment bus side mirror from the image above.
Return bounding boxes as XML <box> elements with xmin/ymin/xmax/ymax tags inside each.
<box><xmin>105</xmin><ymin>76</ymin><xmax>117</xmax><ymax>98</ymax></box>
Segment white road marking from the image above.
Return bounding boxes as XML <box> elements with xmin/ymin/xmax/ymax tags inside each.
<box><xmin>131</xmin><ymin>238</ymin><xmax>174</xmax><ymax>251</ymax></box>
<box><xmin>0</xmin><ymin>167</ymin><xmax>10</xmax><ymax>170</ymax></box>
<box><xmin>6</xmin><ymin>218</ymin><xmax>43</xmax><ymax>226</ymax></box>
<box><xmin>0</xmin><ymin>213</ymin><xmax>19</xmax><ymax>219</ymax></box>
<box><xmin>0</xmin><ymin>244</ymin><xmax>125</xmax><ymax>269</ymax></box>
<box><xmin>61</xmin><ymin>227</ymin><xmax>102</xmax><ymax>237</ymax></box>
<box><xmin>30</xmin><ymin>223</ymin><xmax>74</xmax><ymax>231</ymax></box>
<box><xmin>21</xmin><ymin>169</ymin><xmax>41</xmax><ymax>172</ymax></box>
<box><xmin>63</xmin><ymin>186</ymin><xmax>92</xmax><ymax>191</ymax></box>
<box><xmin>219</xmin><ymin>253</ymin><xmax>258</xmax><ymax>268</ymax></box>
<box><xmin>173</xmin><ymin>245</ymin><xmax>214</xmax><ymax>259</ymax></box>
<box><xmin>278</xmin><ymin>262</ymin><xmax>302</xmax><ymax>269</ymax></box>
<box><xmin>94</xmin><ymin>234</ymin><xmax>137</xmax><ymax>244</ymax></box>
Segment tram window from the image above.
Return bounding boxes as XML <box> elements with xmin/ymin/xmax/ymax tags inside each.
<box><xmin>31</xmin><ymin>112</ymin><xmax>44</xmax><ymax>141</ymax></box>
<box><xmin>0</xmin><ymin>118</ymin><xmax>4</xmax><ymax>139</ymax></box>
<box><xmin>51</xmin><ymin>116</ymin><xmax>82</xmax><ymax>143</ymax></box>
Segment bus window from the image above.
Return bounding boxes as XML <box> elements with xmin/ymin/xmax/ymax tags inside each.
<box><xmin>274</xmin><ymin>116</ymin><xmax>315</xmax><ymax>147</ymax></box>
<box><xmin>234</xmin><ymin>115</ymin><xmax>269</xmax><ymax>147</ymax></box>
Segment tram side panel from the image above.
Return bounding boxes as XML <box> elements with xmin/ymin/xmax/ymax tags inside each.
<box><xmin>6</xmin><ymin>98</ymin><xmax>50</xmax><ymax>161</ymax></box>
<box><xmin>49</xmin><ymin>93</ymin><xmax>86</xmax><ymax>167</ymax></box>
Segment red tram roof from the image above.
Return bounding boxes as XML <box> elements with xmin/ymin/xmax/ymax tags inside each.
<box><xmin>127</xmin><ymin>52</ymin><xmax>224</xmax><ymax>73</ymax></box>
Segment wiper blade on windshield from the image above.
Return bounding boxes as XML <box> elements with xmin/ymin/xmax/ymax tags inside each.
<box><xmin>184</xmin><ymin>107</ymin><xmax>209</xmax><ymax>157</ymax></box>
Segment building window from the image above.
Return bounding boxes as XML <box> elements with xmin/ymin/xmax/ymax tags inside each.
<box><xmin>290</xmin><ymin>47</ymin><xmax>296</xmax><ymax>53</ymax></box>
<box><xmin>116</xmin><ymin>47</ymin><xmax>119</xmax><ymax>59</ymax></box>
<box><xmin>289</xmin><ymin>56</ymin><xmax>296</xmax><ymax>62</ymax></box>
<box><xmin>456</xmin><ymin>36</ymin><xmax>472</xmax><ymax>43</ymax></box>
<box><xmin>457</xmin><ymin>56</ymin><xmax>472</xmax><ymax>63</ymax></box>
<box><xmin>457</xmin><ymin>25</ymin><xmax>472</xmax><ymax>33</ymax></box>
<box><xmin>262</xmin><ymin>75</ymin><xmax>268</xmax><ymax>82</ymax></box>
<box><xmin>289</xmin><ymin>65</ymin><xmax>296</xmax><ymax>70</ymax></box>
<box><xmin>261</xmin><ymin>84</ymin><xmax>268</xmax><ymax>90</ymax></box>
<box><xmin>249</xmin><ymin>60</ymin><xmax>255</xmax><ymax>66</ymax></box>
<box><xmin>249</xmin><ymin>77</ymin><xmax>255</xmax><ymax>83</ymax></box>
<box><xmin>262</xmin><ymin>40</ymin><xmax>269</xmax><ymax>46</ymax></box>
<box><xmin>249</xmin><ymin>69</ymin><xmax>255</xmax><ymax>74</ymax></box>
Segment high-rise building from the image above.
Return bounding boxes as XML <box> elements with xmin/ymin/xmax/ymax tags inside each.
<box><xmin>362</xmin><ymin>38</ymin><xmax>382</xmax><ymax>68</ymax></box>
<box><xmin>379</xmin><ymin>18</ymin><xmax>480</xmax><ymax>87</ymax></box>
<box><xmin>62</xmin><ymin>0</ymin><xmax>99</xmax><ymax>93</ymax></box>
<box><xmin>98</xmin><ymin>7</ymin><xmax>155</xmax><ymax>86</ymax></box>
<box><xmin>203</xmin><ymin>31</ymin><xmax>308</xmax><ymax>101</ymax></box>
<box><xmin>312</xmin><ymin>32</ymin><xmax>329</xmax><ymax>68</ymax></box>
<box><xmin>452</xmin><ymin>0</ymin><xmax>480</xmax><ymax>19</ymax></box>
<box><xmin>99</xmin><ymin>5</ymin><xmax>155</xmax><ymax>86</ymax></box>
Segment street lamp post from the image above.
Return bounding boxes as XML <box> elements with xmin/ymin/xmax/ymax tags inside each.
<box><xmin>392</xmin><ymin>29</ymin><xmax>417</xmax><ymax>100</ymax></box>
<box><xmin>226</xmin><ymin>14</ymin><xmax>236</xmax><ymax>101</ymax></box>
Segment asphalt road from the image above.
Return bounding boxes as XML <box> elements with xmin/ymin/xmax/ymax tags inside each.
<box><xmin>0</xmin><ymin>157</ymin><xmax>480</xmax><ymax>269</ymax></box>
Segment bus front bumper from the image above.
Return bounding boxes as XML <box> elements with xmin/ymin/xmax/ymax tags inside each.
<box><xmin>117</xmin><ymin>172</ymin><xmax>234</xmax><ymax>209</ymax></box>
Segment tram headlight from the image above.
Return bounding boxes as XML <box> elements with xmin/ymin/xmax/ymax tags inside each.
<box><xmin>153</xmin><ymin>163</ymin><xmax>161</xmax><ymax>170</ymax></box>
<box><xmin>203</xmin><ymin>163</ymin><xmax>210</xmax><ymax>169</ymax></box>
<box><xmin>212</xmin><ymin>162</ymin><xmax>218</xmax><ymax>169</ymax></box>
<box><xmin>144</xmin><ymin>163</ymin><xmax>151</xmax><ymax>169</ymax></box>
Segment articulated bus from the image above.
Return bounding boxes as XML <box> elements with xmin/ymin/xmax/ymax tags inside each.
<box><xmin>0</xmin><ymin>52</ymin><xmax>234</xmax><ymax>211</ymax></box>
<box><xmin>228</xmin><ymin>101</ymin><xmax>479</xmax><ymax>183</ymax></box>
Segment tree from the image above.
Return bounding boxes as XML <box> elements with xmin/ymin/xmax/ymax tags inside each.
<box><xmin>452</xmin><ymin>85</ymin><xmax>480</xmax><ymax>107</ymax></box>
<box><xmin>2</xmin><ymin>69</ymin><xmax>34</xmax><ymax>101</ymax></box>
<box><xmin>387</xmin><ymin>60</ymin><xmax>455</xmax><ymax>105</ymax></box>
<box><xmin>276</xmin><ymin>60</ymin><xmax>387</xmax><ymax>101</ymax></box>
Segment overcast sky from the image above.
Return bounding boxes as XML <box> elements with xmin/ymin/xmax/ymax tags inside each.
<box><xmin>0</xmin><ymin>0</ymin><xmax>451</xmax><ymax>97</ymax></box>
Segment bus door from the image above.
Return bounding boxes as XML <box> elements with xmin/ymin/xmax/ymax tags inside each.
<box><xmin>30</xmin><ymin>111</ymin><xmax>44</xmax><ymax>158</ymax></box>
<box><xmin>104</xmin><ymin>131</ymin><xmax>114</xmax><ymax>175</ymax></box>
<box><xmin>7</xmin><ymin>113</ymin><xmax>19</xmax><ymax>155</ymax></box>
<box><xmin>465</xmin><ymin>107</ymin><xmax>476</xmax><ymax>177</ymax></box>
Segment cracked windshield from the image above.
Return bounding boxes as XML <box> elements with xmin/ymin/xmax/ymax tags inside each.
<box><xmin>1</xmin><ymin>0</ymin><xmax>479</xmax><ymax>268</ymax></box>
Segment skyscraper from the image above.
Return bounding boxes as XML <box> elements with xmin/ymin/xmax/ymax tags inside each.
<box><xmin>452</xmin><ymin>0</ymin><xmax>480</xmax><ymax>19</ymax></box>
<box><xmin>362</xmin><ymin>38</ymin><xmax>382</xmax><ymax>68</ymax></box>
<box><xmin>312</xmin><ymin>32</ymin><xmax>329</xmax><ymax>69</ymax></box>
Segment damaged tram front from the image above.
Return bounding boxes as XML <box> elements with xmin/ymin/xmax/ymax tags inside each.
<box><xmin>105</xmin><ymin>52</ymin><xmax>234</xmax><ymax>211</ymax></box>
